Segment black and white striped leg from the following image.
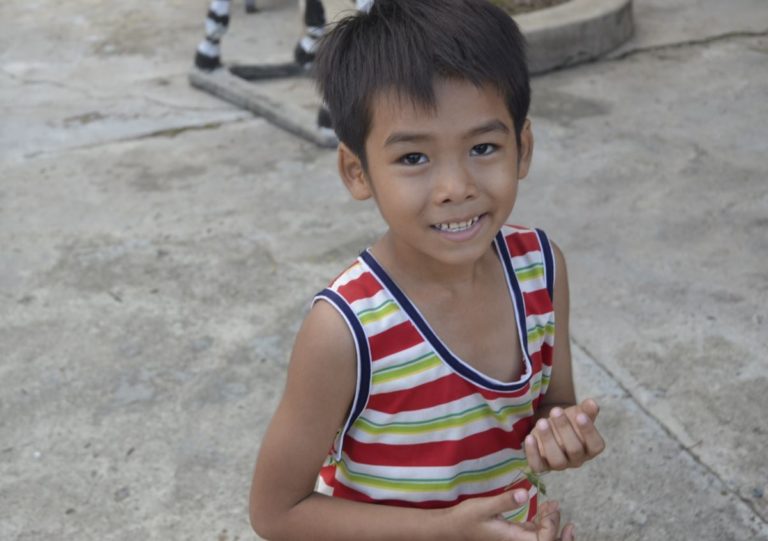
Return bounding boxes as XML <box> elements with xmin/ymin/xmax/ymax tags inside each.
<box><xmin>355</xmin><ymin>0</ymin><xmax>374</xmax><ymax>12</ymax></box>
<box><xmin>294</xmin><ymin>0</ymin><xmax>327</xmax><ymax>68</ymax></box>
<box><xmin>313</xmin><ymin>1</ymin><xmax>373</xmax><ymax>131</ymax></box>
<box><xmin>195</xmin><ymin>0</ymin><xmax>231</xmax><ymax>71</ymax></box>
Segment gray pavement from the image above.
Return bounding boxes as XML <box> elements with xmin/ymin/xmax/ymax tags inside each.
<box><xmin>1</xmin><ymin>1</ymin><xmax>767</xmax><ymax>540</ymax></box>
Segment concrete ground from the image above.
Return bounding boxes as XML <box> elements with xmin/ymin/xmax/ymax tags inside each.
<box><xmin>1</xmin><ymin>0</ymin><xmax>767</xmax><ymax>540</ymax></box>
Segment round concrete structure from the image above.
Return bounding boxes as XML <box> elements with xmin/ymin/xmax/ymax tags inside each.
<box><xmin>518</xmin><ymin>0</ymin><xmax>634</xmax><ymax>73</ymax></box>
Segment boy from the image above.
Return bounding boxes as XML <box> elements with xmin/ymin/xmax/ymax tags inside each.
<box><xmin>250</xmin><ymin>1</ymin><xmax>605</xmax><ymax>539</ymax></box>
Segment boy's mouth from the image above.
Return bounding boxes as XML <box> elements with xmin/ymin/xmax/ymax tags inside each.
<box><xmin>432</xmin><ymin>215</ymin><xmax>482</xmax><ymax>233</ymax></box>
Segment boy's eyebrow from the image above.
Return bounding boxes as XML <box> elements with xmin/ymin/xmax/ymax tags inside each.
<box><xmin>383</xmin><ymin>119</ymin><xmax>511</xmax><ymax>147</ymax></box>
<box><xmin>463</xmin><ymin>119</ymin><xmax>511</xmax><ymax>138</ymax></box>
<box><xmin>383</xmin><ymin>132</ymin><xmax>432</xmax><ymax>147</ymax></box>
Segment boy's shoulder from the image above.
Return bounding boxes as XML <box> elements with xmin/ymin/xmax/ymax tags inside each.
<box><xmin>500</xmin><ymin>224</ymin><xmax>556</xmax><ymax>301</ymax></box>
<box><xmin>318</xmin><ymin>254</ymin><xmax>384</xmax><ymax>311</ymax></box>
<box><xmin>325</xmin><ymin>256</ymin><xmax>367</xmax><ymax>292</ymax></box>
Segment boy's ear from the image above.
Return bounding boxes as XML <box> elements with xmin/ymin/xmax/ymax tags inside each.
<box><xmin>338</xmin><ymin>143</ymin><xmax>373</xmax><ymax>200</ymax></box>
<box><xmin>516</xmin><ymin>118</ymin><xmax>534</xmax><ymax>180</ymax></box>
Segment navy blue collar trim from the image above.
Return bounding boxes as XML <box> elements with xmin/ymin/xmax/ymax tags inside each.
<box><xmin>359</xmin><ymin>236</ymin><xmax>531</xmax><ymax>392</ymax></box>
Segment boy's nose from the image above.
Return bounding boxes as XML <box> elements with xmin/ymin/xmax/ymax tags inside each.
<box><xmin>433</xmin><ymin>163</ymin><xmax>477</xmax><ymax>203</ymax></box>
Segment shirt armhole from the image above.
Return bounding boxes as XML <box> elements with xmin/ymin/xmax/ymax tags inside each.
<box><xmin>312</xmin><ymin>289</ymin><xmax>371</xmax><ymax>461</ymax></box>
<box><xmin>534</xmin><ymin>228</ymin><xmax>556</xmax><ymax>303</ymax></box>
<box><xmin>533</xmin><ymin>229</ymin><xmax>556</xmax><ymax>398</ymax></box>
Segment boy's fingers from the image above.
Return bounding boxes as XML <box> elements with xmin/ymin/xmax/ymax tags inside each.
<box><xmin>535</xmin><ymin>419</ymin><xmax>568</xmax><ymax>470</ymax></box>
<box><xmin>536</xmin><ymin>500</ymin><xmax>562</xmax><ymax>541</ymax></box>
<box><xmin>579</xmin><ymin>398</ymin><xmax>600</xmax><ymax>421</ymax></box>
<box><xmin>549</xmin><ymin>408</ymin><xmax>586</xmax><ymax>464</ymax></box>
<box><xmin>485</xmin><ymin>489</ymin><xmax>529</xmax><ymax>517</ymax></box>
<box><xmin>560</xmin><ymin>523</ymin><xmax>576</xmax><ymax>541</ymax></box>
<box><xmin>524</xmin><ymin>434</ymin><xmax>546</xmax><ymax>473</ymax></box>
<box><xmin>575</xmin><ymin>413</ymin><xmax>606</xmax><ymax>457</ymax></box>
<box><xmin>536</xmin><ymin>499</ymin><xmax>560</xmax><ymax>516</ymax></box>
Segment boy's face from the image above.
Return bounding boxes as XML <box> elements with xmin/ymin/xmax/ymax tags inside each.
<box><xmin>339</xmin><ymin>78</ymin><xmax>533</xmax><ymax>269</ymax></box>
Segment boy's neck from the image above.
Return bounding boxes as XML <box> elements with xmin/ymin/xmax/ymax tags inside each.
<box><xmin>370</xmin><ymin>231</ymin><xmax>500</xmax><ymax>295</ymax></box>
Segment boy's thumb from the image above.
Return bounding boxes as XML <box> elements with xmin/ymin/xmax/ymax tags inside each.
<box><xmin>484</xmin><ymin>489</ymin><xmax>529</xmax><ymax>516</ymax></box>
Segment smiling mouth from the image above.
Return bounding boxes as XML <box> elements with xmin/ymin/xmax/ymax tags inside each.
<box><xmin>432</xmin><ymin>215</ymin><xmax>482</xmax><ymax>233</ymax></box>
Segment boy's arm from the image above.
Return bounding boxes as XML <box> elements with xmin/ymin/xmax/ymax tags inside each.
<box><xmin>249</xmin><ymin>300</ymin><xmax>568</xmax><ymax>541</ymax></box>
<box><xmin>525</xmin><ymin>242</ymin><xmax>605</xmax><ymax>472</ymax></box>
<box><xmin>539</xmin><ymin>241</ymin><xmax>576</xmax><ymax>413</ymax></box>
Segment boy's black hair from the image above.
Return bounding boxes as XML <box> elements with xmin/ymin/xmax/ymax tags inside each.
<box><xmin>314</xmin><ymin>0</ymin><xmax>530</xmax><ymax>168</ymax></box>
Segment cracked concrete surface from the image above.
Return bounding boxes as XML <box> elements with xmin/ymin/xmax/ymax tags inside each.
<box><xmin>1</xmin><ymin>0</ymin><xmax>767</xmax><ymax>540</ymax></box>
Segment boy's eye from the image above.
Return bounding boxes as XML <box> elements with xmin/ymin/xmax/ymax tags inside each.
<box><xmin>470</xmin><ymin>143</ymin><xmax>498</xmax><ymax>156</ymax></box>
<box><xmin>398</xmin><ymin>153</ymin><xmax>428</xmax><ymax>166</ymax></box>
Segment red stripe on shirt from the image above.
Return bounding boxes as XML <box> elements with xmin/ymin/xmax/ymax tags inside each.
<box><xmin>367</xmin><ymin>373</ymin><xmax>532</xmax><ymax>413</ymax></box>
<box><xmin>343</xmin><ymin>422</ymin><xmax>534</xmax><ymax>467</ymax></box>
<box><xmin>539</xmin><ymin>343</ymin><xmax>553</xmax><ymax>367</ymax></box>
<box><xmin>505</xmin><ymin>229</ymin><xmax>541</xmax><ymax>256</ymax></box>
<box><xmin>369</xmin><ymin>321</ymin><xmax>424</xmax><ymax>361</ymax></box>
<box><xmin>337</xmin><ymin>271</ymin><xmax>384</xmax><ymax>304</ymax></box>
<box><xmin>329</xmin><ymin>475</ymin><xmax>535</xmax><ymax>515</ymax></box>
<box><xmin>522</xmin><ymin>288</ymin><xmax>553</xmax><ymax>317</ymax></box>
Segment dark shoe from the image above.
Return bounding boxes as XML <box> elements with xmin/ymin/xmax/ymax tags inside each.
<box><xmin>245</xmin><ymin>0</ymin><xmax>258</xmax><ymax>13</ymax></box>
<box><xmin>195</xmin><ymin>50</ymin><xmax>221</xmax><ymax>71</ymax></box>
<box><xmin>317</xmin><ymin>105</ymin><xmax>333</xmax><ymax>131</ymax></box>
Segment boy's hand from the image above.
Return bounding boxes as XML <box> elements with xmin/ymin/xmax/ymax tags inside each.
<box><xmin>525</xmin><ymin>398</ymin><xmax>605</xmax><ymax>473</ymax></box>
<box><xmin>448</xmin><ymin>489</ymin><xmax>575</xmax><ymax>541</ymax></box>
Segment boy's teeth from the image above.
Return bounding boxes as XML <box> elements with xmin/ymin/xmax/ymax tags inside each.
<box><xmin>435</xmin><ymin>216</ymin><xmax>479</xmax><ymax>232</ymax></box>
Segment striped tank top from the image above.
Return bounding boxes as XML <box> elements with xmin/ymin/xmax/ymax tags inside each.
<box><xmin>314</xmin><ymin>225</ymin><xmax>556</xmax><ymax>522</ymax></box>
